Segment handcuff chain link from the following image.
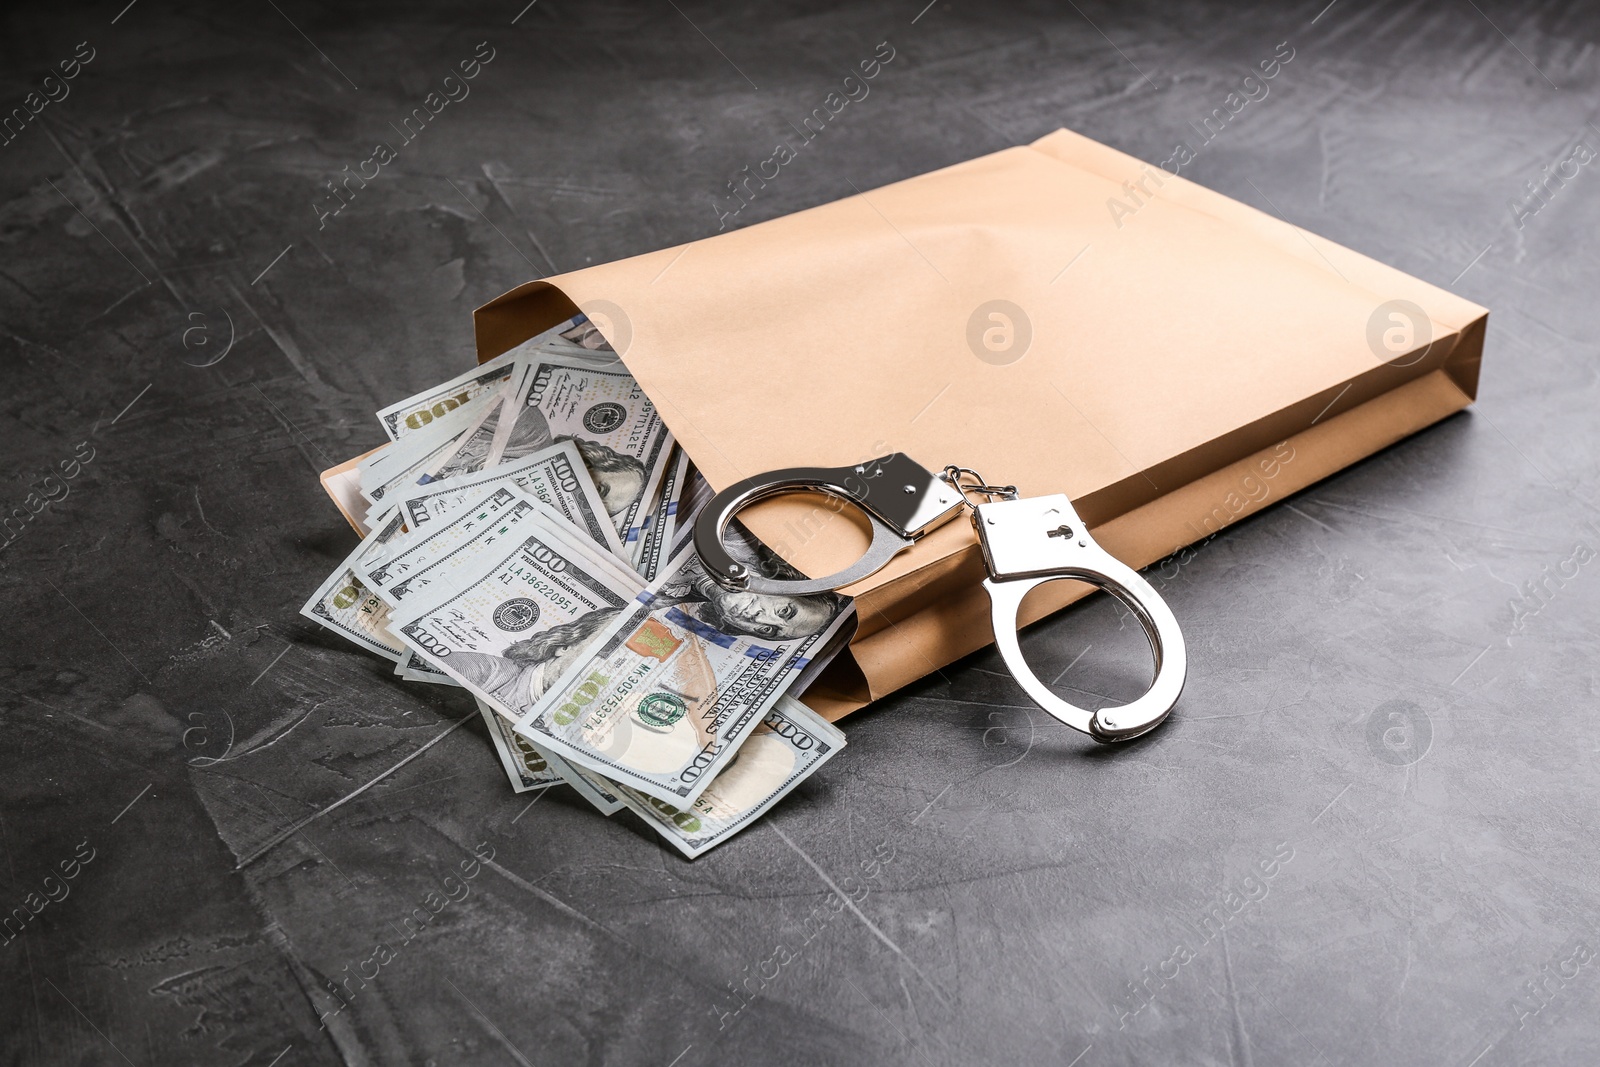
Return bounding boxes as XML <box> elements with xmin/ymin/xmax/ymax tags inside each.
<box><xmin>942</xmin><ymin>464</ymin><xmax>1019</xmax><ymax>509</ymax></box>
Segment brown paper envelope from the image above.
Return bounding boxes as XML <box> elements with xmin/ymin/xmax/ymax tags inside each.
<box><xmin>443</xmin><ymin>128</ymin><xmax>1485</xmax><ymax>719</ymax></box>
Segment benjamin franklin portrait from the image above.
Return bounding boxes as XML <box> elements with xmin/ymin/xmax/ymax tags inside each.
<box><xmin>653</xmin><ymin>532</ymin><xmax>844</xmax><ymax>643</ymax></box>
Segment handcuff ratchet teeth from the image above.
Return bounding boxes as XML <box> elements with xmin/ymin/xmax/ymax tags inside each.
<box><xmin>693</xmin><ymin>453</ymin><xmax>1186</xmax><ymax>743</ymax></box>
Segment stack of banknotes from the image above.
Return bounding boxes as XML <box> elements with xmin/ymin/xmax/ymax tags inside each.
<box><xmin>301</xmin><ymin>319</ymin><xmax>854</xmax><ymax>857</ymax></box>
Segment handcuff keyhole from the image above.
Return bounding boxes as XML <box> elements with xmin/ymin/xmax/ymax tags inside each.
<box><xmin>1047</xmin><ymin>524</ymin><xmax>1075</xmax><ymax>540</ymax></box>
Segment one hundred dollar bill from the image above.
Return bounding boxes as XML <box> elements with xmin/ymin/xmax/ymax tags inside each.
<box><xmin>612</xmin><ymin>695</ymin><xmax>845</xmax><ymax>858</ymax></box>
<box><xmin>364</xmin><ymin>433</ymin><xmax>472</xmax><ymax>507</ymax></box>
<box><xmin>390</xmin><ymin>652</ymin><xmax>456</xmax><ymax>685</ymax></box>
<box><xmin>381</xmin><ymin>492</ymin><xmax>626</xmax><ymax>614</ymax></box>
<box><xmin>485</xmin><ymin>351</ymin><xmax>673</xmax><ymax>545</ymax></box>
<box><xmin>542</xmin><ymin>747</ymin><xmax>625</xmax><ymax>815</ymax></box>
<box><xmin>360</xmin><ymin>388</ymin><xmax>499</xmax><ymax>496</ymax></box>
<box><xmin>667</xmin><ymin>461</ymin><xmax>716</xmax><ymax>563</ymax></box>
<box><xmin>400</xmin><ymin>651</ymin><xmax>458</xmax><ymax>684</ymax></box>
<box><xmin>387</xmin><ymin>516</ymin><xmax>649</xmax><ymax>770</ymax></box>
<box><xmin>373</xmin><ymin>317</ymin><xmax>583</xmax><ymax>441</ymax></box>
<box><xmin>557</xmin><ymin>315</ymin><xmax>614</xmax><ymax>351</ymax></box>
<box><xmin>631</xmin><ymin>441</ymin><xmax>688</xmax><ymax>582</ymax></box>
<box><xmin>477</xmin><ymin>340</ymin><xmax>621</xmax><ymax>430</ymax></box>
<box><xmin>624</xmin><ymin>449</ymin><xmax>675</xmax><ymax>571</ymax></box>
<box><xmin>417</xmin><ymin>370</ymin><xmax>530</xmax><ymax>485</ymax></box>
<box><xmin>375</xmin><ymin>347</ymin><xmax>520</xmax><ymax>442</ymax></box>
<box><xmin>786</xmin><ymin>613</ymin><xmax>857</xmax><ymax>696</ymax></box>
<box><xmin>394</xmin><ymin>440</ymin><xmax>623</xmax><ymax>559</ymax></box>
<box><xmin>477</xmin><ymin>698</ymin><xmax>561</xmax><ymax>792</ymax></box>
<box><xmin>298</xmin><ymin>507</ymin><xmax>410</xmax><ymax>662</ymax></box>
<box><xmin>357</xmin><ymin>486</ymin><xmax>540</xmax><ymax>605</ymax></box>
<box><xmin>362</xmin><ymin>377</ymin><xmax>529</xmax><ymax>506</ymax></box>
<box><xmin>377</xmin><ymin>487</ymin><xmax>635</xmax><ymax>686</ymax></box>
<box><xmin>363</xmin><ymin>447</ymin><xmax>440</xmax><ymax>507</ymax></box>
<box><xmin>512</xmin><ymin>543</ymin><xmax>853</xmax><ymax>808</ymax></box>
<box><xmin>618</xmin><ymin>431</ymin><xmax>676</xmax><ymax>572</ymax></box>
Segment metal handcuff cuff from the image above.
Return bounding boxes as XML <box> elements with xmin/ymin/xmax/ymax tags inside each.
<box><xmin>692</xmin><ymin>454</ymin><xmax>1185</xmax><ymax>742</ymax></box>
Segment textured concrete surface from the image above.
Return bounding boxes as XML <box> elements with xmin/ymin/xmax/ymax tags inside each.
<box><xmin>3</xmin><ymin>1</ymin><xmax>1598</xmax><ymax>1065</ymax></box>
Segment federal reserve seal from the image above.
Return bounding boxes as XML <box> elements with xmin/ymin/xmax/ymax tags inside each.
<box><xmin>583</xmin><ymin>402</ymin><xmax>627</xmax><ymax>434</ymax></box>
<box><xmin>635</xmin><ymin>692</ymin><xmax>688</xmax><ymax>730</ymax></box>
<box><xmin>492</xmin><ymin>598</ymin><xmax>540</xmax><ymax>632</ymax></box>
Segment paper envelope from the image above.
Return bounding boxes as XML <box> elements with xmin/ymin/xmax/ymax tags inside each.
<box><xmin>330</xmin><ymin>127</ymin><xmax>1486</xmax><ymax>721</ymax></box>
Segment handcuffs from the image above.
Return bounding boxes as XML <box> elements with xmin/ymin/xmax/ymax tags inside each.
<box><xmin>692</xmin><ymin>454</ymin><xmax>1184</xmax><ymax>742</ymax></box>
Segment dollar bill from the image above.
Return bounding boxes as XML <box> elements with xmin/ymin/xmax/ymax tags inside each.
<box><xmin>375</xmin><ymin>348</ymin><xmax>520</xmax><ymax>443</ymax></box>
<box><xmin>417</xmin><ymin>369</ymin><xmax>530</xmax><ymax>485</ymax></box>
<box><xmin>613</xmin><ymin>695</ymin><xmax>845</xmax><ymax>858</ymax></box>
<box><xmin>388</xmin><ymin>515</ymin><xmax>649</xmax><ymax>761</ymax></box>
<box><xmin>787</xmin><ymin>612</ymin><xmax>857</xmax><ymax>696</ymax></box>
<box><xmin>400</xmin><ymin>651</ymin><xmax>457</xmax><ymax>684</ymax></box>
<box><xmin>298</xmin><ymin>507</ymin><xmax>410</xmax><ymax>662</ymax></box>
<box><xmin>500</xmin><ymin>342</ymin><xmax>623</xmax><ymax>385</ymax></box>
<box><xmin>478</xmin><ymin>698</ymin><xmax>561</xmax><ymax>792</ymax></box>
<box><xmin>361</xmin><ymin>378</ymin><xmax>530</xmax><ymax>506</ymax></box>
<box><xmin>363</xmin><ymin>447</ymin><xmax>439</xmax><ymax>507</ymax></box>
<box><xmin>484</xmin><ymin>351</ymin><xmax>673</xmax><ymax>545</ymax></box>
<box><xmin>667</xmin><ymin>461</ymin><xmax>716</xmax><ymax>563</ymax></box>
<box><xmin>558</xmin><ymin>316</ymin><xmax>614</xmax><ymax>351</ymax></box>
<box><xmin>360</xmin><ymin>388</ymin><xmax>499</xmax><ymax>496</ymax></box>
<box><xmin>481</xmin><ymin>330</ymin><xmax>624</xmax><ymax>470</ymax></box>
<box><xmin>394</xmin><ymin>440</ymin><xmax>623</xmax><ymax>559</ymax></box>
<box><xmin>391</xmin><ymin>652</ymin><xmax>457</xmax><ymax>685</ymax></box>
<box><xmin>373</xmin><ymin>316</ymin><xmax>584</xmax><ymax>441</ymax></box>
<box><xmin>544</xmin><ymin>339</ymin><xmax>614</xmax><ymax>362</ymax></box>
<box><xmin>377</xmin><ymin>487</ymin><xmax>634</xmax><ymax>687</ymax></box>
<box><xmin>363</xmin><ymin>412</ymin><xmax>518</xmax><ymax>507</ymax></box>
<box><xmin>543</xmin><ymin>747</ymin><xmax>625</xmax><ymax>815</ymax></box>
<box><xmin>624</xmin><ymin>453</ymin><xmax>674</xmax><ymax>571</ymax></box>
<box><xmin>512</xmin><ymin>542</ymin><xmax>853</xmax><ymax>808</ymax></box>
<box><xmin>357</xmin><ymin>486</ymin><xmax>539</xmax><ymax>604</ymax></box>
<box><xmin>363</xmin><ymin>432</ymin><xmax>472</xmax><ymax>507</ymax></box>
<box><xmin>353</xmin><ymin>441</ymin><xmax>393</xmax><ymax>490</ymax></box>
<box><xmin>631</xmin><ymin>441</ymin><xmax>687</xmax><ymax>582</ymax></box>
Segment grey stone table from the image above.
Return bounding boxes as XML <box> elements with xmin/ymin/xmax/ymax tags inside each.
<box><xmin>2</xmin><ymin>1</ymin><xmax>1596</xmax><ymax>1064</ymax></box>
